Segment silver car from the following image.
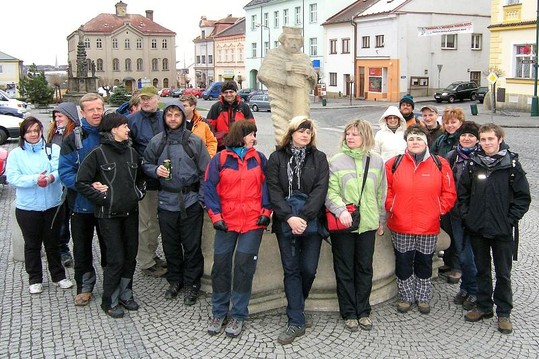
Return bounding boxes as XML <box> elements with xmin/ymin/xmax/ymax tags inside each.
<box><xmin>250</xmin><ymin>94</ymin><xmax>271</xmax><ymax>112</ymax></box>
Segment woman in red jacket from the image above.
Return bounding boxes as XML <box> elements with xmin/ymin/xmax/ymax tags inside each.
<box><xmin>385</xmin><ymin>125</ymin><xmax>456</xmax><ymax>315</ymax></box>
<box><xmin>204</xmin><ymin>120</ymin><xmax>271</xmax><ymax>338</ymax></box>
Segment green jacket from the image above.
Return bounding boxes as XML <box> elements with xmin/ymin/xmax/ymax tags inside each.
<box><xmin>325</xmin><ymin>144</ymin><xmax>387</xmax><ymax>234</ymax></box>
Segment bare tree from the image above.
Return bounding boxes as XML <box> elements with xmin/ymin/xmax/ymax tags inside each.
<box><xmin>48</xmin><ymin>74</ymin><xmax>67</xmax><ymax>103</ymax></box>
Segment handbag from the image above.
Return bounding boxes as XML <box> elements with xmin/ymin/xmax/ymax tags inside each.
<box><xmin>325</xmin><ymin>156</ymin><xmax>370</xmax><ymax>234</ymax></box>
<box><xmin>281</xmin><ymin>191</ymin><xmax>319</xmax><ymax>237</ymax></box>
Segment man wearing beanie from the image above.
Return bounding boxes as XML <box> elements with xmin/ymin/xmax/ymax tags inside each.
<box><xmin>399</xmin><ymin>94</ymin><xmax>421</xmax><ymax>127</ymax></box>
<box><xmin>206</xmin><ymin>80</ymin><xmax>255</xmax><ymax>152</ymax></box>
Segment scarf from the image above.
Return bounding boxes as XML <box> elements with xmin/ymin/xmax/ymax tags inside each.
<box><xmin>455</xmin><ymin>143</ymin><xmax>480</xmax><ymax>163</ymax></box>
<box><xmin>287</xmin><ymin>145</ymin><xmax>306</xmax><ymax>197</ymax></box>
<box><xmin>478</xmin><ymin>149</ymin><xmax>507</xmax><ymax>168</ymax></box>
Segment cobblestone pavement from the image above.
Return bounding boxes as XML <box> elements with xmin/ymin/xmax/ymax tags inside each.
<box><xmin>0</xmin><ymin>106</ymin><xmax>538</xmax><ymax>358</ymax></box>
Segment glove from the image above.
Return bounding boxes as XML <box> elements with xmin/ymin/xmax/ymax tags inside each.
<box><xmin>256</xmin><ymin>215</ymin><xmax>270</xmax><ymax>227</ymax></box>
<box><xmin>213</xmin><ymin>220</ymin><xmax>228</xmax><ymax>232</ymax></box>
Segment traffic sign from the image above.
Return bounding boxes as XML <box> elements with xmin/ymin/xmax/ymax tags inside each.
<box><xmin>487</xmin><ymin>72</ymin><xmax>498</xmax><ymax>84</ymax></box>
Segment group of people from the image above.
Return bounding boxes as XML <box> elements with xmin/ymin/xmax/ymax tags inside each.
<box><xmin>5</xmin><ymin>86</ymin><xmax>530</xmax><ymax>343</ymax></box>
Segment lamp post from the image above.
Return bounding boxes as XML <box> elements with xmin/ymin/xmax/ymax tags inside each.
<box><xmin>256</xmin><ymin>23</ymin><xmax>271</xmax><ymax>56</ymax></box>
<box><xmin>531</xmin><ymin>0</ymin><xmax>539</xmax><ymax>116</ymax></box>
<box><xmin>349</xmin><ymin>75</ymin><xmax>355</xmax><ymax>106</ymax></box>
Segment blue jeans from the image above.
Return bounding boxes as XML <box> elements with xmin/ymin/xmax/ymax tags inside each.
<box><xmin>211</xmin><ymin>229</ymin><xmax>263</xmax><ymax>321</ymax></box>
<box><xmin>450</xmin><ymin>214</ymin><xmax>478</xmax><ymax>296</ymax></box>
<box><xmin>277</xmin><ymin>231</ymin><xmax>323</xmax><ymax>327</ymax></box>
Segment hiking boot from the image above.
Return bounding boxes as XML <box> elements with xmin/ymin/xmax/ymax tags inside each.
<box><xmin>103</xmin><ymin>305</ymin><xmax>124</xmax><ymax>319</ymax></box>
<box><xmin>497</xmin><ymin>316</ymin><xmax>513</xmax><ymax>334</ymax></box>
<box><xmin>453</xmin><ymin>289</ymin><xmax>469</xmax><ymax>305</ymax></box>
<box><xmin>153</xmin><ymin>256</ymin><xmax>167</xmax><ymax>268</ymax></box>
<box><xmin>418</xmin><ymin>302</ymin><xmax>431</xmax><ymax>315</ymax></box>
<box><xmin>344</xmin><ymin>319</ymin><xmax>359</xmax><ymax>332</ymax></box>
<box><xmin>439</xmin><ymin>264</ymin><xmax>451</xmax><ymax>273</ymax></box>
<box><xmin>465</xmin><ymin>308</ymin><xmax>494</xmax><ymax>322</ymax></box>
<box><xmin>305</xmin><ymin>313</ymin><xmax>313</xmax><ymax>328</ymax></box>
<box><xmin>462</xmin><ymin>295</ymin><xmax>477</xmax><ymax>310</ymax></box>
<box><xmin>277</xmin><ymin>325</ymin><xmax>305</xmax><ymax>345</ymax></box>
<box><xmin>397</xmin><ymin>301</ymin><xmax>412</xmax><ymax>313</ymax></box>
<box><xmin>164</xmin><ymin>282</ymin><xmax>182</xmax><ymax>300</ymax></box>
<box><xmin>447</xmin><ymin>271</ymin><xmax>462</xmax><ymax>284</ymax></box>
<box><xmin>184</xmin><ymin>286</ymin><xmax>198</xmax><ymax>306</ymax></box>
<box><xmin>29</xmin><ymin>283</ymin><xmax>43</xmax><ymax>294</ymax></box>
<box><xmin>53</xmin><ymin>279</ymin><xmax>74</xmax><ymax>289</ymax></box>
<box><xmin>119</xmin><ymin>298</ymin><xmax>139</xmax><ymax>311</ymax></box>
<box><xmin>225</xmin><ymin>318</ymin><xmax>244</xmax><ymax>337</ymax></box>
<box><xmin>61</xmin><ymin>253</ymin><xmax>73</xmax><ymax>268</ymax></box>
<box><xmin>142</xmin><ymin>264</ymin><xmax>167</xmax><ymax>278</ymax></box>
<box><xmin>358</xmin><ymin>317</ymin><xmax>373</xmax><ymax>331</ymax></box>
<box><xmin>208</xmin><ymin>317</ymin><xmax>227</xmax><ymax>336</ymax></box>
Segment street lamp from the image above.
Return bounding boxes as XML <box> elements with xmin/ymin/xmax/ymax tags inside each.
<box><xmin>349</xmin><ymin>75</ymin><xmax>355</xmax><ymax>106</ymax></box>
<box><xmin>256</xmin><ymin>23</ymin><xmax>271</xmax><ymax>56</ymax></box>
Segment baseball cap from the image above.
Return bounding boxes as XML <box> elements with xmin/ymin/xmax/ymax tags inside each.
<box><xmin>139</xmin><ymin>86</ymin><xmax>158</xmax><ymax>97</ymax></box>
<box><xmin>420</xmin><ymin>105</ymin><xmax>438</xmax><ymax>114</ymax></box>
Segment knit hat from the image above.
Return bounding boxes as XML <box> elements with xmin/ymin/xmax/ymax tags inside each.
<box><xmin>139</xmin><ymin>86</ymin><xmax>158</xmax><ymax>97</ymax></box>
<box><xmin>221</xmin><ymin>81</ymin><xmax>238</xmax><ymax>93</ymax></box>
<box><xmin>100</xmin><ymin>112</ymin><xmax>128</xmax><ymax>133</ymax></box>
<box><xmin>459</xmin><ymin>121</ymin><xmax>480</xmax><ymax>139</ymax></box>
<box><xmin>399</xmin><ymin>94</ymin><xmax>415</xmax><ymax>109</ymax></box>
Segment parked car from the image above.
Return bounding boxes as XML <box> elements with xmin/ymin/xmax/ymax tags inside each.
<box><xmin>171</xmin><ymin>89</ymin><xmax>183</xmax><ymax>98</ymax></box>
<box><xmin>0</xmin><ymin>106</ymin><xmax>24</xmax><ymax>118</ymax></box>
<box><xmin>237</xmin><ymin>88</ymin><xmax>253</xmax><ymax>102</ymax></box>
<box><xmin>183</xmin><ymin>88</ymin><xmax>202</xmax><ymax>98</ymax></box>
<box><xmin>250</xmin><ymin>94</ymin><xmax>271</xmax><ymax>112</ymax></box>
<box><xmin>434</xmin><ymin>81</ymin><xmax>478</xmax><ymax>103</ymax></box>
<box><xmin>202</xmin><ymin>82</ymin><xmax>224</xmax><ymax>100</ymax></box>
<box><xmin>0</xmin><ymin>113</ymin><xmax>22</xmax><ymax>145</ymax></box>
<box><xmin>0</xmin><ymin>146</ymin><xmax>7</xmax><ymax>184</ymax></box>
<box><xmin>0</xmin><ymin>89</ymin><xmax>28</xmax><ymax>114</ymax></box>
<box><xmin>476</xmin><ymin>86</ymin><xmax>488</xmax><ymax>104</ymax></box>
<box><xmin>247</xmin><ymin>90</ymin><xmax>268</xmax><ymax>102</ymax></box>
<box><xmin>159</xmin><ymin>88</ymin><xmax>171</xmax><ymax>97</ymax></box>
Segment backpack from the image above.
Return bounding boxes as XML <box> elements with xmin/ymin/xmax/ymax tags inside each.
<box><xmin>155</xmin><ymin>129</ymin><xmax>196</xmax><ymax>163</ymax></box>
<box><xmin>391</xmin><ymin>153</ymin><xmax>442</xmax><ymax>173</ymax></box>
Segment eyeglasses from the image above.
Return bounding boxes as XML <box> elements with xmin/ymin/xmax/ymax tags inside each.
<box><xmin>223</xmin><ymin>90</ymin><xmax>236</xmax><ymax>94</ymax></box>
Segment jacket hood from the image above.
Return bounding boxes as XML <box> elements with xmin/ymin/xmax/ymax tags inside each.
<box><xmin>379</xmin><ymin>106</ymin><xmax>406</xmax><ymax>131</ymax></box>
<box><xmin>162</xmin><ymin>102</ymin><xmax>187</xmax><ymax>133</ymax></box>
<box><xmin>52</xmin><ymin>102</ymin><xmax>80</xmax><ymax>126</ymax></box>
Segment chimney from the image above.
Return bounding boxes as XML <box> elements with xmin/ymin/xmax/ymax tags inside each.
<box><xmin>115</xmin><ymin>1</ymin><xmax>127</xmax><ymax>17</ymax></box>
<box><xmin>146</xmin><ymin>10</ymin><xmax>154</xmax><ymax>21</ymax></box>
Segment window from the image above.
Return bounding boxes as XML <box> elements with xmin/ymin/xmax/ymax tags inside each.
<box><xmin>239</xmin><ymin>47</ymin><xmax>243</xmax><ymax>61</ymax></box>
<box><xmin>274</xmin><ymin>11</ymin><xmax>279</xmax><ymax>28</ymax></box>
<box><xmin>369</xmin><ymin>68</ymin><xmax>382</xmax><ymax>92</ymax></box>
<box><xmin>283</xmin><ymin>9</ymin><xmax>289</xmax><ymax>25</ymax></box>
<box><xmin>329</xmin><ymin>39</ymin><xmax>337</xmax><ymax>54</ymax></box>
<box><xmin>136</xmin><ymin>58</ymin><xmax>143</xmax><ymax>71</ymax></box>
<box><xmin>162</xmin><ymin>59</ymin><xmax>169</xmax><ymax>71</ymax></box>
<box><xmin>112</xmin><ymin>58</ymin><xmax>120</xmax><ymax>71</ymax></box>
<box><xmin>251</xmin><ymin>15</ymin><xmax>257</xmax><ymax>30</ymax></box>
<box><xmin>309</xmin><ymin>3</ymin><xmax>317</xmax><ymax>23</ymax></box>
<box><xmin>162</xmin><ymin>40</ymin><xmax>168</xmax><ymax>49</ymax></box>
<box><xmin>125</xmin><ymin>39</ymin><xmax>130</xmax><ymax>49</ymax></box>
<box><xmin>137</xmin><ymin>38</ymin><xmax>142</xmax><ymax>49</ymax></box>
<box><xmin>295</xmin><ymin>6</ymin><xmax>301</xmax><ymax>25</ymax></box>
<box><xmin>209</xmin><ymin>55</ymin><xmax>213</xmax><ymax>64</ymax></box>
<box><xmin>309</xmin><ymin>38</ymin><xmax>317</xmax><ymax>56</ymax></box>
<box><xmin>125</xmin><ymin>58</ymin><xmax>131</xmax><ymax>71</ymax></box>
<box><xmin>196</xmin><ymin>56</ymin><xmax>201</xmax><ymax>64</ymax></box>
<box><xmin>202</xmin><ymin>55</ymin><xmax>206</xmax><ymax>64</ymax></box>
<box><xmin>342</xmin><ymin>38</ymin><xmax>350</xmax><ymax>53</ymax></box>
<box><xmin>163</xmin><ymin>78</ymin><xmax>169</xmax><ymax>88</ymax></box>
<box><xmin>515</xmin><ymin>44</ymin><xmax>537</xmax><ymax>79</ymax></box>
<box><xmin>274</xmin><ymin>40</ymin><xmax>279</xmax><ymax>48</ymax></box>
<box><xmin>231</xmin><ymin>50</ymin><xmax>234</xmax><ymax>62</ymax></box>
<box><xmin>441</xmin><ymin>34</ymin><xmax>457</xmax><ymax>49</ymax></box>
<box><xmin>362</xmin><ymin>36</ymin><xmax>370</xmax><ymax>48</ymax></box>
<box><xmin>151</xmin><ymin>39</ymin><xmax>157</xmax><ymax>49</ymax></box>
<box><xmin>263</xmin><ymin>12</ymin><xmax>269</xmax><ymax>27</ymax></box>
<box><xmin>225</xmin><ymin>50</ymin><xmax>229</xmax><ymax>62</ymax></box>
<box><xmin>471</xmin><ymin>34</ymin><xmax>482</xmax><ymax>50</ymax></box>
<box><xmin>96</xmin><ymin>38</ymin><xmax>102</xmax><ymax>49</ymax></box>
<box><xmin>329</xmin><ymin>72</ymin><xmax>337</xmax><ymax>86</ymax></box>
<box><xmin>96</xmin><ymin>59</ymin><xmax>103</xmax><ymax>71</ymax></box>
<box><xmin>252</xmin><ymin>43</ymin><xmax>257</xmax><ymax>58</ymax></box>
<box><xmin>84</xmin><ymin>38</ymin><xmax>90</xmax><ymax>49</ymax></box>
<box><xmin>264</xmin><ymin>42</ymin><xmax>269</xmax><ymax>56</ymax></box>
<box><xmin>375</xmin><ymin>35</ymin><xmax>384</xmax><ymax>48</ymax></box>
<box><xmin>506</xmin><ymin>0</ymin><xmax>520</xmax><ymax>4</ymax></box>
<box><xmin>152</xmin><ymin>58</ymin><xmax>158</xmax><ymax>71</ymax></box>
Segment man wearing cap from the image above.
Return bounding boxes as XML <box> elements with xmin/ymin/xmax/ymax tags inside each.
<box><xmin>128</xmin><ymin>86</ymin><xmax>167</xmax><ymax>278</ymax></box>
<box><xmin>420</xmin><ymin>105</ymin><xmax>443</xmax><ymax>145</ymax></box>
<box><xmin>206</xmin><ymin>81</ymin><xmax>254</xmax><ymax>152</ymax></box>
<box><xmin>399</xmin><ymin>94</ymin><xmax>421</xmax><ymax>127</ymax></box>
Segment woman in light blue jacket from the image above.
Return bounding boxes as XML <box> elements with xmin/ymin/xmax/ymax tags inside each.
<box><xmin>6</xmin><ymin>117</ymin><xmax>73</xmax><ymax>294</ymax></box>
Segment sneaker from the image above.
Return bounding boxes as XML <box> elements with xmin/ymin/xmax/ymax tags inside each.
<box><xmin>462</xmin><ymin>295</ymin><xmax>477</xmax><ymax>310</ymax></box>
<box><xmin>358</xmin><ymin>317</ymin><xmax>373</xmax><ymax>331</ymax></box>
<box><xmin>225</xmin><ymin>318</ymin><xmax>244</xmax><ymax>337</ymax></box>
<box><xmin>277</xmin><ymin>325</ymin><xmax>305</xmax><ymax>345</ymax></box>
<box><xmin>103</xmin><ymin>305</ymin><xmax>124</xmax><ymax>319</ymax></box>
<box><xmin>142</xmin><ymin>264</ymin><xmax>167</xmax><ymax>278</ymax></box>
<box><xmin>61</xmin><ymin>253</ymin><xmax>73</xmax><ymax>268</ymax></box>
<box><xmin>29</xmin><ymin>283</ymin><xmax>43</xmax><ymax>294</ymax></box>
<box><xmin>53</xmin><ymin>279</ymin><xmax>74</xmax><ymax>289</ymax></box>
<box><xmin>397</xmin><ymin>301</ymin><xmax>412</xmax><ymax>313</ymax></box>
<box><xmin>119</xmin><ymin>298</ymin><xmax>139</xmax><ymax>311</ymax></box>
<box><xmin>344</xmin><ymin>319</ymin><xmax>359</xmax><ymax>332</ymax></box>
<box><xmin>154</xmin><ymin>256</ymin><xmax>167</xmax><ymax>268</ymax></box>
<box><xmin>305</xmin><ymin>313</ymin><xmax>313</xmax><ymax>328</ymax></box>
<box><xmin>208</xmin><ymin>317</ymin><xmax>227</xmax><ymax>336</ymax></box>
<box><xmin>447</xmin><ymin>271</ymin><xmax>462</xmax><ymax>284</ymax></box>
<box><xmin>418</xmin><ymin>302</ymin><xmax>431</xmax><ymax>315</ymax></box>
<box><xmin>184</xmin><ymin>287</ymin><xmax>198</xmax><ymax>306</ymax></box>
<box><xmin>497</xmin><ymin>316</ymin><xmax>513</xmax><ymax>334</ymax></box>
<box><xmin>453</xmin><ymin>289</ymin><xmax>469</xmax><ymax>305</ymax></box>
<box><xmin>164</xmin><ymin>282</ymin><xmax>182</xmax><ymax>300</ymax></box>
<box><xmin>464</xmin><ymin>308</ymin><xmax>494</xmax><ymax>322</ymax></box>
<box><xmin>439</xmin><ymin>264</ymin><xmax>451</xmax><ymax>273</ymax></box>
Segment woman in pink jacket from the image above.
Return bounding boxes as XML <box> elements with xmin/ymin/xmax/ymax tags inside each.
<box><xmin>385</xmin><ymin>124</ymin><xmax>456</xmax><ymax>315</ymax></box>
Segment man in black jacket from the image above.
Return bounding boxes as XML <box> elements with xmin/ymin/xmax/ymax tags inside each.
<box><xmin>458</xmin><ymin>123</ymin><xmax>531</xmax><ymax>334</ymax></box>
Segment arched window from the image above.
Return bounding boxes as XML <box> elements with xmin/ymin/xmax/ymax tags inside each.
<box><xmin>136</xmin><ymin>58</ymin><xmax>143</xmax><ymax>71</ymax></box>
<box><xmin>163</xmin><ymin>78</ymin><xmax>169</xmax><ymax>88</ymax></box>
<box><xmin>125</xmin><ymin>58</ymin><xmax>131</xmax><ymax>71</ymax></box>
<box><xmin>152</xmin><ymin>58</ymin><xmax>159</xmax><ymax>71</ymax></box>
<box><xmin>96</xmin><ymin>59</ymin><xmax>103</xmax><ymax>71</ymax></box>
<box><xmin>113</xmin><ymin>58</ymin><xmax>120</xmax><ymax>71</ymax></box>
<box><xmin>152</xmin><ymin>78</ymin><xmax>159</xmax><ymax>87</ymax></box>
<box><xmin>162</xmin><ymin>58</ymin><xmax>169</xmax><ymax>71</ymax></box>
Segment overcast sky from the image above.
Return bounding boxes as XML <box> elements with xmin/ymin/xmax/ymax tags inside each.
<box><xmin>4</xmin><ymin>0</ymin><xmax>248</xmax><ymax>67</ymax></box>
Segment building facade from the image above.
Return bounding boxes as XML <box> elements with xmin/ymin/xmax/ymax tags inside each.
<box><xmin>214</xmin><ymin>18</ymin><xmax>247</xmax><ymax>86</ymax></box>
<box><xmin>67</xmin><ymin>1</ymin><xmax>176</xmax><ymax>93</ymax></box>
<box><xmin>0</xmin><ymin>51</ymin><xmax>23</xmax><ymax>98</ymax></box>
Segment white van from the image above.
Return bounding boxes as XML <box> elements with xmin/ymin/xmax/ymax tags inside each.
<box><xmin>0</xmin><ymin>89</ymin><xmax>28</xmax><ymax>114</ymax></box>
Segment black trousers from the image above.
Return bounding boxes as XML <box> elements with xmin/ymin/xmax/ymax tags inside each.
<box><xmin>441</xmin><ymin>214</ymin><xmax>460</xmax><ymax>271</ymax></box>
<box><xmin>158</xmin><ymin>203</ymin><xmax>204</xmax><ymax>288</ymax></box>
<box><xmin>16</xmin><ymin>207</ymin><xmax>66</xmax><ymax>285</ymax></box>
<box><xmin>71</xmin><ymin>212</ymin><xmax>106</xmax><ymax>294</ymax></box>
<box><xmin>99</xmin><ymin>214</ymin><xmax>139</xmax><ymax>309</ymax></box>
<box><xmin>471</xmin><ymin>234</ymin><xmax>513</xmax><ymax>317</ymax></box>
<box><xmin>331</xmin><ymin>230</ymin><xmax>376</xmax><ymax>320</ymax></box>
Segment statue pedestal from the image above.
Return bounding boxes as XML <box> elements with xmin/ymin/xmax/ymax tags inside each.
<box><xmin>10</xmin><ymin>200</ymin><xmax>25</xmax><ymax>262</ymax></box>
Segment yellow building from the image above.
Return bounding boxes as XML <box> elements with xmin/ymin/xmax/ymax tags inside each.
<box><xmin>0</xmin><ymin>51</ymin><xmax>23</xmax><ymax>98</ymax></box>
<box><xmin>489</xmin><ymin>0</ymin><xmax>538</xmax><ymax>111</ymax></box>
<box><xmin>214</xmin><ymin>18</ymin><xmax>246</xmax><ymax>86</ymax></box>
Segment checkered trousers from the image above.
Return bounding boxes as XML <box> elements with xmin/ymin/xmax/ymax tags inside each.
<box><xmin>391</xmin><ymin>232</ymin><xmax>437</xmax><ymax>254</ymax></box>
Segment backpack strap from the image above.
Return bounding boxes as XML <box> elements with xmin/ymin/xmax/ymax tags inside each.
<box><xmin>431</xmin><ymin>154</ymin><xmax>442</xmax><ymax>171</ymax></box>
<box><xmin>391</xmin><ymin>154</ymin><xmax>404</xmax><ymax>174</ymax></box>
<box><xmin>45</xmin><ymin>142</ymin><xmax>53</xmax><ymax>161</ymax></box>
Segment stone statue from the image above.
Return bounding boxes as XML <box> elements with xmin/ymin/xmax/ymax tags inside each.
<box><xmin>91</xmin><ymin>60</ymin><xmax>96</xmax><ymax>77</ymax></box>
<box><xmin>67</xmin><ymin>61</ymin><xmax>73</xmax><ymax>78</ymax></box>
<box><xmin>258</xmin><ymin>26</ymin><xmax>317</xmax><ymax>141</ymax></box>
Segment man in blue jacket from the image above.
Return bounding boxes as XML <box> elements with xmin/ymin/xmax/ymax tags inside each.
<box><xmin>59</xmin><ymin>93</ymin><xmax>107</xmax><ymax>307</ymax></box>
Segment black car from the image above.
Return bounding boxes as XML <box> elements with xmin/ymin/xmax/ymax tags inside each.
<box><xmin>434</xmin><ymin>81</ymin><xmax>478</xmax><ymax>103</ymax></box>
<box><xmin>476</xmin><ymin>86</ymin><xmax>488</xmax><ymax>103</ymax></box>
<box><xmin>237</xmin><ymin>88</ymin><xmax>253</xmax><ymax>102</ymax></box>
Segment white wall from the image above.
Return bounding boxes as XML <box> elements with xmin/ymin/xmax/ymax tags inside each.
<box><xmin>323</xmin><ymin>23</ymin><xmax>354</xmax><ymax>95</ymax></box>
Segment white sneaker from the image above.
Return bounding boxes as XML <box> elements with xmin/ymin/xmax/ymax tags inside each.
<box><xmin>53</xmin><ymin>279</ymin><xmax>74</xmax><ymax>289</ymax></box>
<box><xmin>29</xmin><ymin>283</ymin><xmax>43</xmax><ymax>294</ymax></box>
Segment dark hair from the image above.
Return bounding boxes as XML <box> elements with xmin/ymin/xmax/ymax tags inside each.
<box><xmin>403</xmin><ymin>123</ymin><xmax>429</xmax><ymax>140</ymax></box>
<box><xmin>278</xmin><ymin>116</ymin><xmax>317</xmax><ymax>149</ymax></box>
<box><xmin>19</xmin><ymin>116</ymin><xmax>43</xmax><ymax>149</ymax></box>
<box><xmin>100</xmin><ymin>112</ymin><xmax>128</xmax><ymax>133</ymax></box>
<box><xmin>225</xmin><ymin>120</ymin><xmax>257</xmax><ymax>147</ymax></box>
<box><xmin>221</xmin><ymin>81</ymin><xmax>238</xmax><ymax>93</ymax></box>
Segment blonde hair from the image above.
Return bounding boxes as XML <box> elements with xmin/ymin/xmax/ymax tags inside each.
<box><xmin>278</xmin><ymin>116</ymin><xmax>318</xmax><ymax>148</ymax></box>
<box><xmin>80</xmin><ymin>93</ymin><xmax>105</xmax><ymax>111</ymax></box>
<box><xmin>342</xmin><ymin>119</ymin><xmax>375</xmax><ymax>152</ymax></box>
<box><xmin>442</xmin><ymin>106</ymin><xmax>465</xmax><ymax>126</ymax></box>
